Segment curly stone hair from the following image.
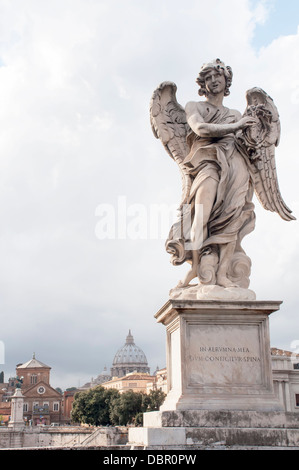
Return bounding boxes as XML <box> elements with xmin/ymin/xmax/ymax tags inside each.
<box><xmin>196</xmin><ymin>58</ymin><xmax>233</xmax><ymax>97</ymax></box>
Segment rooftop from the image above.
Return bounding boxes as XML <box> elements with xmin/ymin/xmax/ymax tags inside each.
<box><xmin>104</xmin><ymin>372</ymin><xmax>155</xmax><ymax>385</ymax></box>
<box><xmin>17</xmin><ymin>353</ymin><xmax>51</xmax><ymax>370</ymax></box>
<box><xmin>271</xmin><ymin>347</ymin><xmax>299</xmax><ymax>358</ymax></box>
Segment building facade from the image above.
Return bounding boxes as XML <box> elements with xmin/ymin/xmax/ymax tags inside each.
<box><xmin>16</xmin><ymin>354</ymin><xmax>63</xmax><ymax>425</ymax></box>
<box><xmin>102</xmin><ymin>372</ymin><xmax>156</xmax><ymax>394</ymax></box>
<box><xmin>271</xmin><ymin>348</ymin><xmax>299</xmax><ymax>412</ymax></box>
<box><xmin>61</xmin><ymin>389</ymin><xmax>78</xmax><ymax>424</ymax></box>
<box><xmin>147</xmin><ymin>367</ymin><xmax>167</xmax><ymax>394</ymax></box>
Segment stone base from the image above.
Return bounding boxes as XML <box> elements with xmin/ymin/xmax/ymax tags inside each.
<box><xmin>7</xmin><ymin>422</ymin><xmax>25</xmax><ymax>431</ymax></box>
<box><xmin>128</xmin><ymin>298</ymin><xmax>297</xmax><ymax>449</ymax></box>
<box><xmin>155</xmin><ymin>299</ymin><xmax>282</xmax><ymax>412</ymax></box>
<box><xmin>143</xmin><ymin>409</ymin><xmax>299</xmax><ymax>428</ymax></box>
<box><xmin>128</xmin><ymin>410</ymin><xmax>299</xmax><ymax>448</ymax></box>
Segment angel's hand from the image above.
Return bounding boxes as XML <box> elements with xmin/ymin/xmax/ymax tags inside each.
<box><xmin>235</xmin><ymin>115</ymin><xmax>257</xmax><ymax>131</ymax></box>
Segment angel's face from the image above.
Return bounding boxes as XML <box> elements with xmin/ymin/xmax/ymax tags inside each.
<box><xmin>204</xmin><ymin>69</ymin><xmax>226</xmax><ymax>96</ymax></box>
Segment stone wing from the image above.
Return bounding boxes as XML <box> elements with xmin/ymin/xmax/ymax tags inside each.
<box><xmin>236</xmin><ymin>87</ymin><xmax>295</xmax><ymax>221</ymax></box>
<box><xmin>150</xmin><ymin>81</ymin><xmax>191</xmax><ymax>206</ymax></box>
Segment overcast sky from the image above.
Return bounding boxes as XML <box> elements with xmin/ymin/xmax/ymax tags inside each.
<box><xmin>0</xmin><ymin>0</ymin><xmax>298</xmax><ymax>390</ymax></box>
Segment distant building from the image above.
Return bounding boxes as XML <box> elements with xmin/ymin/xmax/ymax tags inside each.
<box><xmin>102</xmin><ymin>372</ymin><xmax>156</xmax><ymax>394</ymax></box>
<box><xmin>0</xmin><ymin>381</ymin><xmax>10</xmax><ymax>425</ymax></box>
<box><xmin>15</xmin><ymin>354</ymin><xmax>63</xmax><ymax>426</ymax></box>
<box><xmin>96</xmin><ymin>366</ymin><xmax>112</xmax><ymax>384</ymax></box>
<box><xmin>62</xmin><ymin>389</ymin><xmax>78</xmax><ymax>424</ymax></box>
<box><xmin>147</xmin><ymin>367</ymin><xmax>167</xmax><ymax>394</ymax></box>
<box><xmin>79</xmin><ymin>366</ymin><xmax>112</xmax><ymax>391</ymax></box>
<box><xmin>110</xmin><ymin>330</ymin><xmax>150</xmax><ymax>378</ymax></box>
<box><xmin>80</xmin><ymin>330</ymin><xmax>151</xmax><ymax>390</ymax></box>
<box><xmin>0</xmin><ymin>375</ymin><xmax>21</xmax><ymax>402</ymax></box>
<box><xmin>0</xmin><ymin>402</ymin><xmax>11</xmax><ymax>425</ymax></box>
<box><xmin>271</xmin><ymin>348</ymin><xmax>299</xmax><ymax>412</ymax></box>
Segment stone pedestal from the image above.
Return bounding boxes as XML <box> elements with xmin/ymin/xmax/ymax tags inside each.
<box><xmin>157</xmin><ymin>299</ymin><xmax>282</xmax><ymax>412</ymax></box>
<box><xmin>8</xmin><ymin>388</ymin><xmax>25</xmax><ymax>431</ymax></box>
<box><xmin>128</xmin><ymin>299</ymin><xmax>299</xmax><ymax>448</ymax></box>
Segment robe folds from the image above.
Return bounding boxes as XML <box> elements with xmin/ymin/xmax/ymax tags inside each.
<box><xmin>166</xmin><ymin>103</ymin><xmax>255</xmax><ymax>287</ymax></box>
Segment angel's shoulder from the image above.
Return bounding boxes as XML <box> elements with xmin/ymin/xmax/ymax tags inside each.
<box><xmin>185</xmin><ymin>100</ymin><xmax>206</xmax><ymax>117</ymax></box>
<box><xmin>229</xmin><ymin>108</ymin><xmax>242</xmax><ymax>120</ymax></box>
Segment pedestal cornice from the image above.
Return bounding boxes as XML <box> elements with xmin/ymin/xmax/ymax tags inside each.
<box><xmin>155</xmin><ymin>299</ymin><xmax>282</xmax><ymax>326</ymax></box>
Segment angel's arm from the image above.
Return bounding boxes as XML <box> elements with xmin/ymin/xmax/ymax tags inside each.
<box><xmin>185</xmin><ymin>102</ymin><xmax>255</xmax><ymax>138</ymax></box>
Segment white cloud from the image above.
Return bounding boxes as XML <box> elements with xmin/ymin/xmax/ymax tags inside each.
<box><xmin>250</xmin><ymin>0</ymin><xmax>273</xmax><ymax>25</ymax></box>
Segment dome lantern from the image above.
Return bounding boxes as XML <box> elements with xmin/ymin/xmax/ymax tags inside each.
<box><xmin>126</xmin><ymin>330</ymin><xmax>134</xmax><ymax>344</ymax></box>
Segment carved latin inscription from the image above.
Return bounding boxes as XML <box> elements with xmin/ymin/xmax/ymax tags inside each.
<box><xmin>187</xmin><ymin>324</ymin><xmax>263</xmax><ymax>387</ymax></box>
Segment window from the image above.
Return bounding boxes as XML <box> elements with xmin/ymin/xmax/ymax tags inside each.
<box><xmin>33</xmin><ymin>402</ymin><xmax>40</xmax><ymax>413</ymax></box>
<box><xmin>294</xmin><ymin>363</ymin><xmax>299</xmax><ymax>370</ymax></box>
<box><xmin>53</xmin><ymin>402</ymin><xmax>59</xmax><ymax>411</ymax></box>
<box><xmin>30</xmin><ymin>374</ymin><xmax>37</xmax><ymax>384</ymax></box>
<box><xmin>296</xmin><ymin>394</ymin><xmax>299</xmax><ymax>407</ymax></box>
<box><xmin>23</xmin><ymin>403</ymin><xmax>28</xmax><ymax>412</ymax></box>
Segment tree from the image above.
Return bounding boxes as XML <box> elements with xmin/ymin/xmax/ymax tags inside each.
<box><xmin>71</xmin><ymin>386</ymin><xmax>120</xmax><ymax>426</ymax></box>
<box><xmin>71</xmin><ymin>386</ymin><xmax>166</xmax><ymax>427</ymax></box>
<box><xmin>143</xmin><ymin>388</ymin><xmax>166</xmax><ymax>412</ymax></box>
<box><xmin>109</xmin><ymin>389</ymin><xmax>166</xmax><ymax>426</ymax></box>
<box><xmin>109</xmin><ymin>390</ymin><xmax>145</xmax><ymax>426</ymax></box>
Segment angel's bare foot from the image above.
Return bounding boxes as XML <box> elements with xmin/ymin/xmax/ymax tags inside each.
<box><xmin>177</xmin><ymin>267</ymin><xmax>197</xmax><ymax>288</ymax></box>
<box><xmin>216</xmin><ymin>274</ymin><xmax>238</xmax><ymax>288</ymax></box>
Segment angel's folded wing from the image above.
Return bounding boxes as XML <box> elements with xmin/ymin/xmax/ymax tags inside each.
<box><xmin>150</xmin><ymin>81</ymin><xmax>191</xmax><ymax>205</ymax></box>
<box><xmin>236</xmin><ymin>87</ymin><xmax>295</xmax><ymax>222</ymax></box>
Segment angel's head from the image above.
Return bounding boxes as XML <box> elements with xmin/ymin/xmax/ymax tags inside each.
<box><xmin>196</xmin><ymin>59</ymin><xmax>233</xmax><ymax>97</ymax></box>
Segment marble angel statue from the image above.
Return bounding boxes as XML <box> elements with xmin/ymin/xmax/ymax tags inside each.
<box><xmin>150</xmin><ymin>59</ymin><xmax>295</xmax><ymax>300</ymax></box>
